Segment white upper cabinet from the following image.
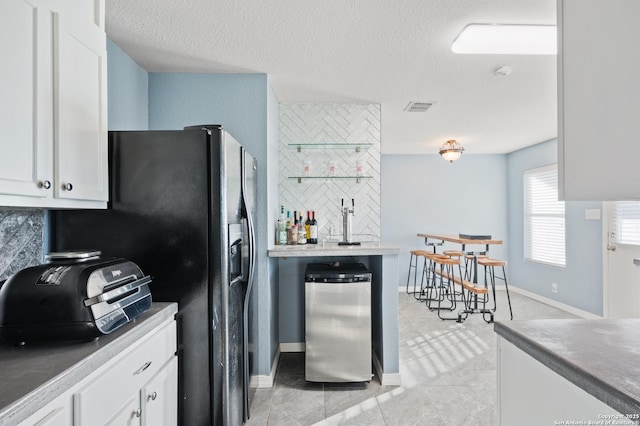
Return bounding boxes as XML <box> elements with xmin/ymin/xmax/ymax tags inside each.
<box><xmin>54</xmin><ymin>11</ymin><xmax>107</xmax><ymax>202</ymax></box>
<box><xmin>0</xmin><ymin>0</ymin><xmax>52</xmax><ymax>199</ymax></box>
<box><xmin>558</xmin><ymin>0</ymin><xmax>640</xmax><ymax>201</ymax></box>
<box><xmin>0</xmin><ymin>0</ymin><xmax>107</xmax><ymax>208</ymax></box>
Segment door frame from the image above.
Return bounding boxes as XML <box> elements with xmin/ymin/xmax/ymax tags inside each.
<box><xmin>601</xmin><ymin>202</ymin><xmax>611</xmax><ymax>318</ymax></box>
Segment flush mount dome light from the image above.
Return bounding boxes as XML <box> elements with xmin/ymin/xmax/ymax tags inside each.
<box><xmin>439</xmin><ymin>139</ymin><xmax>464</xmax><ymax>163</ymax></box>
<box><xmin>451</xmin><ymin>24</ymin><xmax>557</xmax><ymax>55</ymax></box>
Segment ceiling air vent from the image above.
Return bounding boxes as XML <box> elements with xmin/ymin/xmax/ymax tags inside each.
<box><xmin>404</xmin><ymin>101</ymin><xmax>434</xmax><ymax>112</ymax></box>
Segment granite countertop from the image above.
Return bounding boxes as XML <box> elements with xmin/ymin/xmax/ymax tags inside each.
<box><xmin>268</xmin><ymin>241</ymin><xmax>400</xmax><ymax>257</ymax></box>
<box><xmin>494</xmin><ymin>319</ymin><xmax>640</xmax><ymax>416</ymax></box>
<box><xmin>0</xmin><ymin>302</ymin><xmax>178</xmax><ymax>425</ymax></box>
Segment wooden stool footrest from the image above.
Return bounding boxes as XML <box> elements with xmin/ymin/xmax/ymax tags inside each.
<box><xmin>432</xmin><ymin>269</ymin><xmax>489</xmax><ymax>294</ymax></box>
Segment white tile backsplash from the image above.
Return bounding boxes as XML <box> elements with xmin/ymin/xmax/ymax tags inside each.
<box><xmin>278</xmin><ymin>104</ymin><xmax>381</xmax><ymax>241</ymax></box>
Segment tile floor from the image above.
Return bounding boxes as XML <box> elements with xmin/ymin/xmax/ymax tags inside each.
<box><xmin>247</xmin><ymin>290</ymin><xmax>577</xmax><ymax>425</ymax></box>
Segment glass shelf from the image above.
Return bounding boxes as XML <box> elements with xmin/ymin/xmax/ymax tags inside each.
<box><xmin>288</xmin><ymin>143</ymin><xmax>373</xmax><ymax>153</ymax></box>
<box><xmin>288</xmin><ymin>176</ymin><xmax>373</xmax><ymax>183</ymax></box>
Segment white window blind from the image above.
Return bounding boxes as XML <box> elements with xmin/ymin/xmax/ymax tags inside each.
<box><xmin>610</xmin><ymin>201</ymin><xmax>640</xmax><ymax>245</ymax></box>
<box><xmin>524</xmin><ymin>165</ymin><xmax>566</xmax><ymax>267</ymax></box>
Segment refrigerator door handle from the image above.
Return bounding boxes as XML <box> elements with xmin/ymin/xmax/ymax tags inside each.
<box><xmin>240</xmin><ymin>148</ymin><xmax>257</xmax><ymax>422</ymax></box>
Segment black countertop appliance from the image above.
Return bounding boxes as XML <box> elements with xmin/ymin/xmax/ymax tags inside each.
<box><xmin>0</xmin><ymin>250</ymin><xmax>152</xmax><ymax>343</ymax></box>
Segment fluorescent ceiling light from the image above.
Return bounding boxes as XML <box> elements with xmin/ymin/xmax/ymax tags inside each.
<box><xmin>452</xmin><ymin>24</ymin><xmax>557</xmax><ymax>55</ymax></box>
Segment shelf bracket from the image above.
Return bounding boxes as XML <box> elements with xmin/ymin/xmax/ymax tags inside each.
<box><xmin>297</xmin><ymin>177</ymin><xmax>302</xmax><ymax>183</ymax></box>
<box><xmin>296</xmin><ymin>146</ymin><xmax>302</xmax><ymax>153</ymax></box>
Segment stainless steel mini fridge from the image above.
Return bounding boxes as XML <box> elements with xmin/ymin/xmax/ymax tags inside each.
<box><xmin>304</xmin><ymin>262</ymin><xmax>372</xmax><ymax>382</ymax></box>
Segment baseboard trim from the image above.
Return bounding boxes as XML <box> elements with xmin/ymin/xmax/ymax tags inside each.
<box><xmin>373</xmin><ymin>351</ymin><xmax>402</xmax><ymax>386</ymax></box>
<box><xmin>508</xmin><ymin>285</ymin><xmax>601</xmax><ymax>319</ymax></box>
<box><xmin>398</xmin><ymin>284</ymin><xmax>601</xmax><ymax>319</ymax></box>
<box><xmin>280</xmin><ymin>342</ymin><xmax>305</xmax><ymax>352</ymax></box>
<box><xmin>250</xmin><ymin>346</ymin><xmax>281</xmax><ymax>389</ymax></box>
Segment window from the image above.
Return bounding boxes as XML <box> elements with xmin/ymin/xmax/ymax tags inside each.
<box><xmin>524</xmin><ymin>165</ymin><xmax>565</xmax><ymax>267</ymax></box>
<box><xmin>610</xmin><ymin>201</ymin><xmax>640</xmax><ymax>245</ymax></box>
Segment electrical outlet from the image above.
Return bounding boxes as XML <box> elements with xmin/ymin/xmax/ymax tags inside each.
<box><xmin>551</xmin><ymin>282</ymin><xmax>558</xmax><ymax>293</ymax></box>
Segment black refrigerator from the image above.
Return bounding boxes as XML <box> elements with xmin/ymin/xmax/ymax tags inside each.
<box><xmin>49</xmin><ymin>125</ymin><xmax>258</xmax><ymax>425</ymax></box>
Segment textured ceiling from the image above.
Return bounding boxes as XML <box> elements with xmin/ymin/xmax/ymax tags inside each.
<box><xmin>106</xmin><ymin>0</ymin><xmax>557</xmax><ymax>154</ymax></box>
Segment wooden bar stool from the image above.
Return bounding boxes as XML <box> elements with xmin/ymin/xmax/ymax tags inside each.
<box><xmin>478</xmin><ymin>258</ymin><xmax>513</xmax><ymax>321</ymax></box>
<box><xmin>427</xmin><ymin>256</ymin><xmax>466</xmax><ymax>320</ymax></box>
<box><xmin>415</xmin><ymin>252</ymin><xmax>447</xmax><ymax>301</ymax></box>
<box><xmin>406</xmin><ymin>250</ymin><xmax>430</xmax><ymax>295</ymax></box>
<box><xmin>463</xmin><ymin>254</ymin><xmax>488</xmax><ymax>281</ymax></box>
<box><xmin>444</xmin><ymin>250</ymin><xmax>468</xmax><ymax>280</ymax></box>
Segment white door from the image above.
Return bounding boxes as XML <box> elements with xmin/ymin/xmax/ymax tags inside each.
<box><xmin>0</xmin><ymin>0</ymin><xmax>53</xmax><ymax>198</ymax></box>
<box><xmin>605</xmin><ymin>201</ymin><xmax>640</xmax><ymax>318</ymax></box>
<box><xmin>141</xmin><ymin>357</ymin><xmax>178</xmax><ymax>426</ymax></box>
<box><xmin>53</xmin><ymin>11</ymin><xmax>108</xmax><ymax>201</ymax></box>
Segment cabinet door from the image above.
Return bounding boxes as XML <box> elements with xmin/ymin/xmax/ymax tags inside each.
<box><xmin>0</xmin><ymin>0</ymin><xmax>53</xmax><ymax>198</ymax></box>
<box><xmin>53</xmin><ymin>11</ymin><xmax>108</xmax><ymax>202</ymax></box>
<box><xmin>141</xmin><ymin>357</ymin><xmax>178</xmax><ymax>426</ymax></box>
<box><xmin>104</xmin><ymin>394</ymin><xmax>142</xmax><ymax>426</ymax></box>
<box><xmin>558</xmin><ymin>0</ymin><xmax>640</xmax><ymax>200</ymax></box>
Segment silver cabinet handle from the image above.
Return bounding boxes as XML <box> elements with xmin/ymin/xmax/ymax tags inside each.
<box><xmin>134</xmin><ymin>361</ymin><xmax>152</xmax><ymax>375</ymax></box>
<box><xmin>135</xmin><ymin>408</ymin><xmax>142</xmax><ymax>418</ymax></box>
<box><xmin>63</xmin><ymin>183</ymin><xmax>73</xmax><ymax>191</ymax></box>
<box><xmin>149</xmin><ymin>391</ymin><xmax>157</xmax><ymax>401</ymax></box>
<box><xmin>38</xmin><ymin>180</ymin><xmax>52</xmax><ymax>189</ymax></box>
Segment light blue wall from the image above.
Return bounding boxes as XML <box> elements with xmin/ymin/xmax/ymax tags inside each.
<box><xmin>381</xmin><ymin>154</ymin><xmax>509</xmax><ymax>288</ymax></box>
<box><xmin>507</xmin><ymin>139</ymin><xmax>603</xmax><ymax>315</ymax></box>
<box><xmin>106</xmin><ymin>39</ymin><xmax>148</xmax><ymax>130</ymax></box>
<box><xmin>266</xmin><ymin>78</ymin><xmax>280</xmax><ymax>371</ymax></box>
<box><xmin>148</xmin><ymin>73</ymin><xmax>278</xmax><ymax>375</ymax></box>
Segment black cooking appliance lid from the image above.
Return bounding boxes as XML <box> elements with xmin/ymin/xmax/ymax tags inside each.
<box><xmin>45</xmin><ymin>250</ymin><xmax>102</xmax><ymax>263</ymax></box>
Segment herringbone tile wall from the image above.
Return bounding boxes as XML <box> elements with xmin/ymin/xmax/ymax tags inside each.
<box><xmin>278</xmin><ymin>104</ymin><xmax>381</xmax><ymax>241</ymax></box>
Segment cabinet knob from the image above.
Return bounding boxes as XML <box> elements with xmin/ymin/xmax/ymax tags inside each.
<box><xmin>38</xmin><ymin>180</ymin><xmax>52</xmax><ymax>189</ymax></box>
<box><xmin>149</xmin><ymin>391</ymin><xmax>158</xmax><ymax>401</ymax></box>
<box><xmin>135</xmin><ymin>408</ymin><xmax>142</xmax><ymax>418</ymax></box>
<box><xmin>63</xmin><ymin>183</ymin><xmax>73</xmax><ymax>191</ymax></box>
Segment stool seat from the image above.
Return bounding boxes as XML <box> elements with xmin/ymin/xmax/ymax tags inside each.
<box><xmin>478</xmin><ymin>258</ymin><xmax>506</xmax><ymax>267</ymax></box>
<box><xmin>465</xmin><ymin>254</ymin><xmax>489</xmax><ymax>260</ymax></box>
<box><xmin>410</xmin><ymin>249</ymin><xmax>430</xmax><ymax>256</ymax></box>
<box><xmin>433</xmin><ymin>257</ymin><xmax>460</xmax><ymax>266</ymax></box>
<box><xmin>425</xmin><ymin>252</ymin><xmax>447</xmax><ymax>260</ymax></box>
<box><xmin>443</xmin><ymin>250</ymin><xmax>465</xmax><ymax>257</ymax></box>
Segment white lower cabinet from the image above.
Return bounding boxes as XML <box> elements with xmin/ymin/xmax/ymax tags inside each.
<box><xmin>102</xmin><ymin>357</ymin><xmax>178</xmax><ymax>426</ymax></box>
<box><xmin>498</xmin><ymin>337</ymin><xmax>620</xmax><ymax>425</ymax></box>
<box><xmin>20</xmin><ymin>396</ymin><xmax>72</xmax><ymax>426</ymax></box>
<box><xmin>73</xmin><ymin>321</ymin><xmax>177</xmax><ymax>425</ymax></box>
<box><xmin>20</xmin><ymin>319</ymin><xmax>177</xmax><ymax>426</ymax></box>
<box><xmin>105</xmin><ymin>395</ymin><xmax>141</xmax><ymax>426</ymax></box>
<box><xmin>141</xmin><ymin>357</ymin><xmax>178</xmax><ymax>426</ymax></box>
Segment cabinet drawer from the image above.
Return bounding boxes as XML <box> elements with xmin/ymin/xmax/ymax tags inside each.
<box><xmin>73</xmin><ymin>320</ymin><xmax>176</xmax><ymax>425</ymax></box>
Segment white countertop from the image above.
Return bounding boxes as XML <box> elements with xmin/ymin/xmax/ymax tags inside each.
<box><xmin>267</xmin><ymin>241</ymin><xmax>399</xmax><ymax>257</ymax></box>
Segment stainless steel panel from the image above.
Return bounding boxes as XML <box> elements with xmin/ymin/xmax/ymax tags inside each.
<box><xmin>242</xmin><ymin>148</ymin><xmax>258</xmax><ymax>421</ymax></box>
<box><xmin>305</xmin><ymin>281</ymin><xmax>372</xmax><ymax>382</ymax></box>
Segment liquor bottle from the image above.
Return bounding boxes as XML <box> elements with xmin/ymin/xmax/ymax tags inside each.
<box><xmin>305</xmin><ymin>211</ymin><xmax>311</xmax><ymax>240</ymax></box>
<box><xmin>297</xmin><ymin>213</ymin><xmax>307</xmax><ymax>244</ymax></box>
<box><xmin>277</xmin><ymin>205</ymin><xmax>287</xmax><ymax>245</ymax></box>
<box><xmin>287</xmin><ymin>211</ymin><xmax>297</xmax><ymax>244</ymax></box>
<box><xmin>309</xmin><ymin>211</ymin><xmax>318</xmax><ymax>244</ymax></box>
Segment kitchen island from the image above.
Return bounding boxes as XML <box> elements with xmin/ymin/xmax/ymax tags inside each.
<box><xmin>268</xmin><ymin>242</ymin><xmax>400</xmax><ymax>385</ymax></box>
<box><xmin>0</xmin><ymin>302</ymin><xmax>177</xmax><ymax>425</ymax></box>
<box><xmin>495</xmin><ymin>319</ymin><xmax>640</xmax><ymax>425</ymax></box>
